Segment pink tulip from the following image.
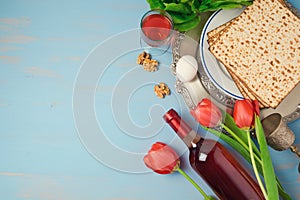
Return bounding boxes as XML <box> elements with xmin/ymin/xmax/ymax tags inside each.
<box><xmin>233</xmin><ymin>99</ymin><xmax>260</xmax><ymax>129</ymax></box>
<box><xmin>144</xmin><ymin>142</ymin><xmax>180</xmax><ymax>174</ymax></box>
<box><xmin>190</xmin><ymin>98</ymin><xmax>222</xmax><ymax>128</ymax></box>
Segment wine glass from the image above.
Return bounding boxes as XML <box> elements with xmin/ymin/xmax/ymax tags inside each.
<box><xmin>140</xmin><ymin>9</ymin><xmax>174</xmax><ymax>56</ymax></box>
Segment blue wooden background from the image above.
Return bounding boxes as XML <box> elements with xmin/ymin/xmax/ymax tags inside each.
<box><xmin>0</xmin><ymin>0</ymin><xmax>299</xmax><ymax>199</ymax></box>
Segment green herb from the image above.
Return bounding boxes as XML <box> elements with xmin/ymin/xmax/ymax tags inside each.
<box><xmin>164</xmin><ymin>2</ymin><xmax>192</xmax><ymax>14</ymax></box>
<box><xmin>146</xmin><ymin>0</ymin><xmax>254</xmax><ymax>31</ymax></box>
<box><xmin>167</xmin><ymin>12</ymin><xmax>197</xmax><ymax>24</ymax></box>
<box><xmin>146</xmin><ymin>0</ymin><xmax>165</xmax><ymax>9</ymax></box>
<box><xmin>199</xmin><ymin>0</ymin><xmax>253</xmax><ymax>12</ymax></box>
<box><xmin>174</xmin><ymin>15</ymin><xmax>201</xmax><ymax>31</ymax></box>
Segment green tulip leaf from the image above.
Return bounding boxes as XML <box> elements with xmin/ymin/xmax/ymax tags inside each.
<box><xmin>204</xmin><ymin>127</ymin><xmax>254</xmax><ymax>164</ymax></box>
<box><xmin>255</xmin><ymin>115</ymin><xmax>279</xmax><ymax>200</ymax></box>
<box><xmin>224</xmin><ymin>112</ymin><xmax>261</xmax><ymax>157</ymax></box>
<box><xmin>216</xmin><ymin>112</ymin><xmax>291</xmax><ymax>200</ymax></box>
<box><xmin>278</xmin><ymin>184</ymin><xmax>292</xmax><ymax>200</ymax></box>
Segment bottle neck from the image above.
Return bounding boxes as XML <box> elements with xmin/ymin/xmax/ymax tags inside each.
<box><xmin>183</xmin><ymin>129</ymin><xmax>201</xmax><ymax>148</ymax></box>
<box><xmin>163</xmin><ymin>109</ymin><xmax>201</xmax><ymax>148</ymax></box>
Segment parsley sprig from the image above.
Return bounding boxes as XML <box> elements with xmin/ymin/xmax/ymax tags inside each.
<box><xmin>146</xmin><ymin>0</ymin><xmax>253</xmax><ymax>31</ymax></box>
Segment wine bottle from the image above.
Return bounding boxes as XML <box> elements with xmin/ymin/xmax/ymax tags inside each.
<box><xmin>163</xmin><ymin>109</ymin><xmax>264</xmax><ymax>200</ymax></box>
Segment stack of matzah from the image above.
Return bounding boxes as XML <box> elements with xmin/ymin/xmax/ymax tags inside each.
<box><xmin>208</xmin><ymin>0</ymin><xmax>300</xmax><ymax>108</ymax></box>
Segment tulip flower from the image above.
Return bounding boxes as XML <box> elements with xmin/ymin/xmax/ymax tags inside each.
<box><xmin>190</xmin><ymin>98</ymin><xmax>289</xmax><ymax>200</ymax></box>
<box><xmin>144</xmin><ymin>142</ymin><xmax>180</xmax><ymax>174</ymax></box>
<box><xmin>232</xmin><ymin>99</ymin><xmax>271</xmax><ymax>198</ymax></box>
<box><xmin>233</xmin><ymin>99</ymin><xmax>260</xmax><ymax>130</ymax></box>
<box><xmin>144</xmin><ymin>142</ymin><xmax>214</xmax><ymax>199</ymax></box>
<box><xmin>190</xmin><ymin>98</ymin><xmax>222</xmax><ymax>128</ymax></box>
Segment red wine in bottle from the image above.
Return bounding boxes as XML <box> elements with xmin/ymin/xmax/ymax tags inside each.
<box><xmin>163</xmin><ymin>109</ymin><xmax>264</xmax><ymax>200</ymax></box>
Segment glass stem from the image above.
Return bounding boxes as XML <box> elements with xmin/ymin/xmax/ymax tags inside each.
<box><xmin>177</xmin><ymin>167</ymin><xmax>212</xmax><ymax>200</ymax></box>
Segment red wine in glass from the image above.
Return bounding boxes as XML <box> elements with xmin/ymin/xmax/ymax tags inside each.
<box><xmin>140</xmin><ymin>10</ymin><xmax>174</xmax><ymax>52</ymax></box>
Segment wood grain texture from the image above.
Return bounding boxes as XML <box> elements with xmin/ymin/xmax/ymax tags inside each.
<box><xmin>0</xmin><ymin>0</ymin><xmax>299</xmax><ymax>199</ymax></box>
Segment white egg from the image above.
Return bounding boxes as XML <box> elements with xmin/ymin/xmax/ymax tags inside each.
<box><xmin>176</xmin><ymin>55</ymin><xmax>198</xmax><ymax>82</ymax></box>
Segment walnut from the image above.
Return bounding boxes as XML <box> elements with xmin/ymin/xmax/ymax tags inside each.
<box><xmin>143</xmin><ymin>58</ymin><xmax>158</xmax><ymax>72</ymax></box>
<box><xmin>154</xmin><ymin>82</ymin><xmax>170</xmax><ymax>98</ymax></box>
<box><xmin>137</xmin><ymin>51</ymin><xmax>151</xmax><ymax>65</ymax></box>
<box><xmin>137</xmin><ymin>51</ymin><xmax>159</xmax><ymax>72</ymax></box>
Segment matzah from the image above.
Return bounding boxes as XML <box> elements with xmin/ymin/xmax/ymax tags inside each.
<box><xmin>207</xmin><ymin>0</ymin><xmax>286</xmax><ymax>43</ymax></box>
<box><xmin>209</xmin><ymin>0</ymin><xmax>300</xmax><ymax>108</ymax></box>
<box><xmin>207</xmin><ymin>22</ymin><xmax>231</xmax><ymax>45</ymax></box>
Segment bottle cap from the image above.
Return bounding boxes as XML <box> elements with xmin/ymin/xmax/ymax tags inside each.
<box><xmin>163</xmin><ymin>109</ymin><xmax>192</xmax><ymax>139</ymax></box>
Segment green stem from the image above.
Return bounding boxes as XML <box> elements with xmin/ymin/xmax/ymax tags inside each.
<box><xmin>177</xmin><ymin>167</ymin><xmax>213</xmax><ymax>200</ymax></box>
<box><xmin>205</xmin><ymin>125</ymin><xmax>291</xmax><ymax>200</ymax></box>
<box><xmin>222</xmin><ymin>124</ymin><xmax>263</xmax><ymax>165</ymax></box>
<box><xmin>247</xmin><ymin>129</ymin><xmax>268</xmax><ymax>199</ymax></box>
<box><xmin>223</xmin><ymin>112</ymin><xmax>261</xmax><ymax>159</ymax></box>
<box><xmin>222</xmin><ymin>124</ymin><xmax>248</xmax><ymax>149</ymax></box>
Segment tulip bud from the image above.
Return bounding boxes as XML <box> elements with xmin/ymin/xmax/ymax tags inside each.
<box><xmin>144</xmin><ymin>142</ymin><xmax>180</xmax><ymax>174</ymax></box>
<box><xmin>233</xmin><ymin>99</ymin><xmax>259</xmax><ymax>129</ymax></box>
<box><xmin>190</xmin><ymin>98</ymin><xmax>222</xmax><ymax>128</ymax></box>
